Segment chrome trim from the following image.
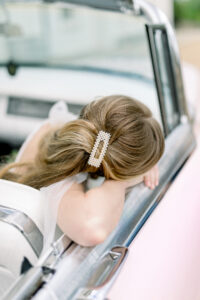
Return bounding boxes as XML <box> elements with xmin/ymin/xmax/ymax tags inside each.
<box><xmin>133</xmin><ymin>0</ymin><xmax>189</xmax><ymax>119</ymax></box>
<box><xmin>44</xmin><ymin>0</ymin><xmax>133</xmax><ymax>12</ymax></box>
<box><xmin>146</xmin><ymin>24</ymin><xmax>182</xmax><ymax>136</ymax></box>
<box><xmin>2</xmin><ymin>267</ymin><xmax>44</xmax><ymax>300</ymax></box>
<box><xmin>87</xmin><ymin>246</ymin><xmax>128</xmax><ymax>289</ymax></box>
<box><xmin>146</xmin><ymin>24</ymin><xmax>170</xmax><ymax>136</ymax></box>
<box><xmin>2</xmin><ymin>235</ymin><xmax>73</xmax><ymax>300</ymax></box>
<box><xmin>0</xmin><ymin>205</ymin><xmax>43</xmax><ymax>257</ymax></box>
<box><xmin>37</xmin><ymin>234</ymin><xmax>72</xmax><ymax>270</ymax></box>
<box><xmin>75</xmin><ymin>246</ymin><xmax>128</xmax><ymax>300</ymax></box>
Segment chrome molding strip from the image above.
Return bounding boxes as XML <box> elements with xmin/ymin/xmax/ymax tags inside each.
<box><xmin>3</xmin><ymin>235</ymin><xmax>73</xmax><ymax>300</ymax></box>
<box><xmin>43</xmin><ymin>0</ymin><xmax>133</xmax><ymax>12</ymax></box>
<box><xmin>0</xmin><ymin>205</ymin><xmax>43</xmax><ymax>257</ymax></box>
<box><xmin>2</xmin><ymin>266</ymin><xmax>44</xmax><ymax>300</ymax></box>
<box><xmin>37</xmin><ymin>234</ymin><xmax>73</xmax><ymax>269</ymax></box>
<box><xmin>4</xmin><ymin>0</ymin><xmax>132</xmax><ymax>12</ymax></box>
<box><xmin>75</xmin><ymin>246</ymin><xmax>128</xmax><ymax>300</ymax></box>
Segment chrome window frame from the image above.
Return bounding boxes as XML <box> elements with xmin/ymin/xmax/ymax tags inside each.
<box><xmin>146</xmin><ymin>24</ymin><xmax>180</xmax><ymax>136</ymax></box>
<box><xmin>0</xmin><ymin>205</ymin><xmax>43</xmax><ymax>257</ymax></box>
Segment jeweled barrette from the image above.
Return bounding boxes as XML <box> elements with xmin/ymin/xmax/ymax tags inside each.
<box><xmin>88</xmin><ymin>130</ymin><xmax>111</xmax><ymax>168</ymax></box>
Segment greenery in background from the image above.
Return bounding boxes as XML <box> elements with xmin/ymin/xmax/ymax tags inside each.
<box><xmin>174</xmin><ymin>0</ymin><xmax>200</xmax><ymax>25</ymax></box>
<box><xmin>2</xmin><ymin>149</ymin><xmax>18</xmax><ymax>164</ymax></box>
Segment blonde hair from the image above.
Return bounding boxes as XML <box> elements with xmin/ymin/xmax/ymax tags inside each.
<box><xmin>0</xmin><ymin>95</ymin><xmax>164</xmax><ymax>189</ymax></box>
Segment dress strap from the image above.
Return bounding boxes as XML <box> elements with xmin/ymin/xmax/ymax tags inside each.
<box><xmin>74</xmin><ymin>172</ymin><xmax>88</xmax><ymax>184</ymax></box>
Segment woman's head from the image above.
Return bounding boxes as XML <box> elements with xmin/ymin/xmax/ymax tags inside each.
<box><xmin>78</xmin><ymin>95</ymin><xmax>164</xmax><ymax>180</ymax></box>
<box><xmin>0</xmin><ymin>95</ymin><xmax>164</xmax><ymax>188</ymax></box>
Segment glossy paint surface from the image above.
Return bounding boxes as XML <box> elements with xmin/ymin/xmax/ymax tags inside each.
<box><xmin>108</xmin><ymin>137</ymin><xmax>200</xmax><ymax>300</ymax></box>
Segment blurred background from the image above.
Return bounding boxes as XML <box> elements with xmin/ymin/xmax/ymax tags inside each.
<box><xmin>0</xmin><ymin>0</ymin><xmax>200</xmax><ymax>158</ymax></box>
<box><xmin>161</xmin><ymin>0</ymin><xmax>200</xmax><ymax>133</ymax></box>
<box><xmin>152</xmin><ymin>0</ymin><xmax>200</xmax><ymax>69</ymax></box>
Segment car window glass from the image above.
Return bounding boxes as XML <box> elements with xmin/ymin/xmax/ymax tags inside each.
<box><xmin>0</xmin><ymin>3</ymin><xmax>163</xmax><ymax>127</ymax></box>
<box><xmin>154</xmin><ymin>29</ymin><xmax>179</xmax><ymax>132</ymax></box>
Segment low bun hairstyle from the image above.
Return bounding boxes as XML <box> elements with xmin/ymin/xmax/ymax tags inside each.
<box><xmin>80</xmin><ymin>95</ymin><xmax>164</xmax><ymax>180</ymax></box>
<box><xmin>0</xmin><ymin>95</ymin><xmax>164</xmax><ymax>188</ymax></box>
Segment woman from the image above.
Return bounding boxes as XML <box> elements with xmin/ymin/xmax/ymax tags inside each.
<box><xmin>0</xmin><ymin>95</ymin><xmax>164</xmax><ymax>249</ymax></box>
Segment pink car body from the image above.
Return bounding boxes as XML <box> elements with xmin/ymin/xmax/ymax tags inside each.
<box><xmin>109</xmin><ymin>137</ymin><xmax>200</xmax><ymax>300</ymax></box>
<box><xmin>108</xmin><ymin>56</ymin><xmax>200</xmax><ymax>300</ymax></box>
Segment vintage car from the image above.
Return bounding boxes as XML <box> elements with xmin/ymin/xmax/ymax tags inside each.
<box><xmin>0</xmin><ymin>0</ymin><xmax>200</xmax><ymax>299</ymax></box>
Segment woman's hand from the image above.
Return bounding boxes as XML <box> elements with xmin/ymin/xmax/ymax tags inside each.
<box><xmin>112</xmin><ymin>164</ymin><xmax>160</xmax><ymax>191</ymax></box>
<box><xmin>143</xmin><ymin>164</ymin><xmax>159</xmax><ymax>190</ymax></box>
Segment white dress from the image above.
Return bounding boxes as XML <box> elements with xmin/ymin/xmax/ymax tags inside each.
<box><xmin>15</xmin><ymin>101</ymin><xmax>104</xmax><ymax>256</ymax></box>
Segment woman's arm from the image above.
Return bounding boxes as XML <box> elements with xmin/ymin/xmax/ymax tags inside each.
<box><xmin>57</xmin><ymin>165</ymin><xmax>159</xmax><ymax>247</ymax></box>
<box><xmin>57</xmin><ymin>179</ymin><xmax>128</xmax><ymax>247</ymax></box>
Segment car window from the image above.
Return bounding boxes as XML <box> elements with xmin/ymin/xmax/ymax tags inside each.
<box><xmin>0</xmin><ymin>3</ymin><xmax>163</xmax><ymax>127</ymax></box>
<box><xmin>146</xmin><ymin>25</ymin><xmax>181</xmax><ymax>135</ymax></box>
<box><xmin>154</xmin><ymin>30</ymin><xmax>179</xmax><ymax>131</ymax></box>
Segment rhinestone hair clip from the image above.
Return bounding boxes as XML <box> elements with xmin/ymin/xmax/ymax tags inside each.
<box><xmin>88</xmin><ymin>130</ymin><xmax>111</xmax><ymax>168</ymax></box>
